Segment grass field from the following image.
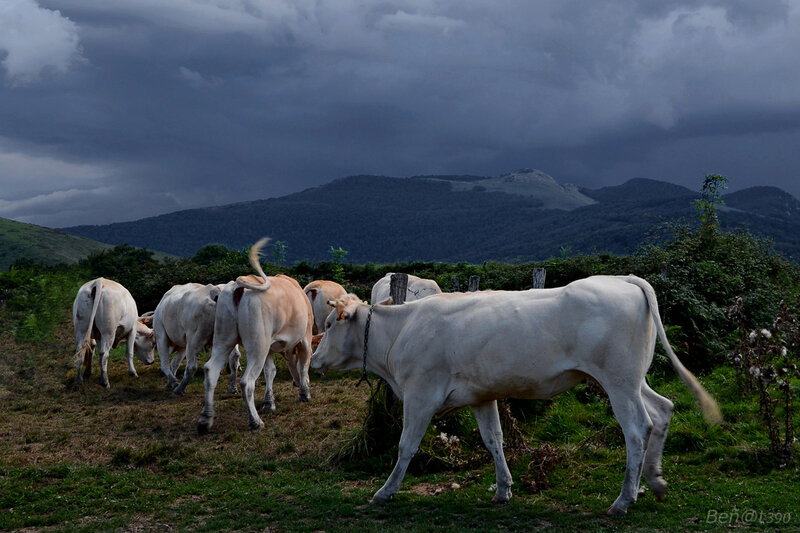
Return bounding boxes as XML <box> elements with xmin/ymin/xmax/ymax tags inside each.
<box><xmin>1</xmin><ymin>316</ymin><xmax>798</xmax><ymax>532</ymax></box>
<box><xmin>0</xmin><ymin>218</ymin><xmax>113</xmax><ymax>271</ymax></box>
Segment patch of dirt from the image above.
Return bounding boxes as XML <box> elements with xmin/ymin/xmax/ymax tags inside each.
<box><xmin>407</xmin><ymin>481</ymin><xmax>462</xmax><ymax>497</ymax></box>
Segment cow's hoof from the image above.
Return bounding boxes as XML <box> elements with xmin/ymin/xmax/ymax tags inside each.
<box><xmin>606</xmin><ymin>504</ymin><xmax>628</xmax><ymax>516</ymax></box>
<box><xmin>369</xmin><ymin>491</ymin><xmax>393</xmax><ymax>504</ymax></box>
<box><xmin>226</xmin><ymin>386</ymin><xmax>239</xmax><ymax>395</ymax></box>
<box><xmin>83</xmin><ymin>369</ymin><xmax>92</xmax><ymax>379</ymax></box>
<box><xmin>492</xmin><ymin>488</ymin><xmax>512</xmax><ymax>504</ymax></box>
<box><xmin>292</xmin><ymin>379</ymin><xmax>299</xmax><ymax>387</ymax></box>
<box><xmin>197</xmin><ymin>418</ymin><xmax>213</xmax><ymax>435</ymax></box>
<box><xmin>99</xmin><ymin>379</ymin><xmax>110</xmax><ymax>389</ymax></box>
<box><xmin>260</xmin><ymin>403</ymin><xmax>276</xmax><ymax>415</ymax></box>
<box><xmin>249</xmin><ymin>419</ymin><xmax>265</xmax><ymax>431</ymax></box>
<box><xmin>172</xmin><ymin>387</ymin><xmax>185</xmax><ymax>397</ymax></box>
<box><xmin>298</xmin><ymin>394</ymin><xmax>310</xmax><ymax>403</ymax></box>
<box><xmin>649</xmin><ymin>478</ymin><xmax>667</xmax><ymax>502</ymax></box>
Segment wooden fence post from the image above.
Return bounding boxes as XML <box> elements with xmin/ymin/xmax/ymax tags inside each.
<box><xmin>532</xmin><ymin>268</ymin><xmax>546</xmax><ymax>289</ymax></box>
<box><xmin>451</xmin><ymin>276</ymin><xmax>460</xmax><ymax>293</ymax></box>
<box><xmin>390</xmin><ymin>273</ymin><xmax>408</xmax><ymax>305</ymax></box>
<box><xmin>468</xmin><ymin>275</ymin><xmax>480</xmax><ymax>292</ymax></box>
<box><xmin>384</xmin><ymin>274</ymin><xmax>408</xmax><ymax>417</ymax></box>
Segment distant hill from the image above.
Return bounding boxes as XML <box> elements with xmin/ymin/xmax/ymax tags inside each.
<box><xmin>0</xmin><ymin>217</ymin><xmax>112</xmax><ymax>270</ymax></box>
<box><xmin>60</xmin><ymin>170</ymin><xmax>800</xmax><ymax>263</ymax></box>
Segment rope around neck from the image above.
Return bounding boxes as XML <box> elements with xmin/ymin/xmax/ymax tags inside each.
<box><xmin>355</xmin><ymin>304</ymin><xmax>375</xmax><ymax>389</ymax></box>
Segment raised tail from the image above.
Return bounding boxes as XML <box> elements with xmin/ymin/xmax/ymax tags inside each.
<box><xmin>75</xmin><ymin>278</ymin><xmax>103</xmax><ymax>366</ymax></box>
<box><xmin>623</xmin><ymin>275</ymin><xmax>722</xmax><ymax>425</ymax></box>
<box><xmin>235</xmin><ymin>237</ymin><xmax>271</xmax><ymax>291</ymax></box>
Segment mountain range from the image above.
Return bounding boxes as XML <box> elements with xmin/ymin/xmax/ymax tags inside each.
<box><xmin>60</xmin><ymin>169</ymin><xmax>800</xmax><ymax>264</ymax></box>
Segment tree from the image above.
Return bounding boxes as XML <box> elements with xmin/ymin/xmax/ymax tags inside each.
<box><xmin>695</xmin><ymin>173</ymin><xmax>728</xmax><ymax>233</ymax></box>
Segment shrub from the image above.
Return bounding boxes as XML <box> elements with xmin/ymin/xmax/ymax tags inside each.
<box><xmin>727</xmin><ymin>296</ymin><xmax>800</xmax><ymax>464</ymax></box>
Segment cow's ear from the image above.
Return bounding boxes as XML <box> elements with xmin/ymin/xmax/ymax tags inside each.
<box><xmin>335</xmin><ymin>297</ymin><xmax>361</xmax><ymax>321</ymax></box>
<box><xmin>378</xmin><ymin>297</ymin><xmax>392</xmax><ymax>306</ymax></box>
<box><xmin>307</xmin><ymin>288</ymin><xmax>319</xmax><ymax>300</ymax></box>
<box><xmin>312</xmin><ymin>332</ymin><xmax>325</xmax><ymax>346</ymax></box>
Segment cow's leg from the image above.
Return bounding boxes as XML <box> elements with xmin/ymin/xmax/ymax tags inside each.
<box><xmin>170</xmin><ymin>349</ymin><xmax>185</xmax><ymax>376</ymax></box>
<box><xmin>157</xmin><ymin>338</ymin><xmax>179</xmax><ymax>390</ymax></box>
<box><xmin>236</xmin><ymin>327</ymin><xmax>271</xmax><ymax>430</ymax></box>
<box><xmin>641</xmin><ymin>382</ymin><xmax>674</xmax><ymax>502</ymax></box>
<box><xmin>197</xmin><ymin>343</ymin><xmax>233</xmax><ymax>434</ymax></box>
<box><xmin>173</xmin><ymin>340</ymin><xmax>203</xmax><ymax>395</ymax></box>
<box><xmin>471</xmin><ymin>401</ymin><xmax>513</xmax><ymax>503</ymax></box>
<box><xmin>371</xmin><ymin>397</ymin><xmax>437</xmax><ymax>503</ymax></box>
<box><xmin>261</xmin><ymin>354</ymin><xmax>277</xmax><ymax>414</ymax></box>
<box><xmin>241</xmin><ymin>346</ymin><xmax>268</xmax><ymax>430</ymax></box>
<box><xmin>97</xmin><ymin>337</ymin><xmax>115</xmax><ymax>389</ymax></box>
<box><xmin>605</xmin><ymin>385</ymin><xmax>653</xmax><ymax>516</ymax></box>
<box><xmin>124</xmin><ymin>330</ymin><xmax>138</xmax><ymax>377</ymax></box>
<box><xmin>226</xmin><ymin>345</ymin><xmax>241</xmax><ymax>395</ymax></box>
<box><xmin>294</xmin><ymin>340</ymin><xmax>312</xmax><ymax>402</ymax></box>
<box><xmin>284</xmin><ymin>349</ymin><xmax>301</xmax><ymax>388</ymax></box>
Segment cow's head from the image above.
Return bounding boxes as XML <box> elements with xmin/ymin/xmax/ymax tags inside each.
<box><xmin>134</xmin><ymin>318</ymin><xmax>156</xmax><ymax>365</ymax></box>
<box><xmin>311</xmin><ymin>294</ymin><xmax>370</xmax><ymax>372</ymax></box>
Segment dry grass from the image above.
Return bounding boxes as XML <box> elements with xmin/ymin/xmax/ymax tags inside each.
<box><xmin>0</xmin><ymin>321</ymin><xmax>370</xmax><ymax>469</ymax></box>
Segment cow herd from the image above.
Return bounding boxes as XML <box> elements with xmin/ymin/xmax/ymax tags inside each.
<box><xmin>71</xmin><ymin>238</ymin><xmax>721</xmax><ymax>516</ymax></box>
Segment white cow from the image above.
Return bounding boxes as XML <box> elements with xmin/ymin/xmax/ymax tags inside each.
<box><xmin>311</xmin><ymin>275</ymin><xmax>721</xmax><ymax>515</ymax></box>
<box><xmin>152</xmin><ymin>283</ymin><xmax>241</xmax><ymax>395</ymax></box>
<box><xmin>304</xmin><ymin>280</ymin><xmax>347</xmax><ymax>334</ymax></box>
<box><xmin>370</xmin><ymin>273</ymin><xmax>441</xmax><ymax>304</ymax></box>
<box><xmin>73</xmin><ymin>278</ymin><xmax>156</xmax><ymax>388</ymax></box>
<box><xmin>197</xmin><ymin>238</ymin><xmax>314</xmax><ymax>433</ymax></box>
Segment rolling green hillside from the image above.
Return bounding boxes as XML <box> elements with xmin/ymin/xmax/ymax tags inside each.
<box><xmin>0</xmin><ymin>217</ymin><xmax>112</xmax><ymax>270</ymax></box>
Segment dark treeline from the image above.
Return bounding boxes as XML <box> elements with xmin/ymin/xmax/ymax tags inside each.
<box><xmin>1</xmin><ymin>221</ymin><xmax>798</xmax><ymax>374</ymax></box>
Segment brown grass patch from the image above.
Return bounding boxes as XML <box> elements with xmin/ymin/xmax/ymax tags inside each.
<box><xmin>0</xmin><ymin>321</ymin><xmax>370</xmax><ymax>469</ymax></box>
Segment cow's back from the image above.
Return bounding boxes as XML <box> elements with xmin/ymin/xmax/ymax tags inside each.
<box><xmin>155</xmin><ymin>283</ymin><xmax>217</xmax><ymax>347</ymax></box>
<box><xmin>384</xmin><ymin>276</ymin><xmax>654</xmax><ymax>401</ymax></box>
<box><xmin>73</xmin><ymin>278</ymin><xmax>138</xmax><ymax>337</ymax></box>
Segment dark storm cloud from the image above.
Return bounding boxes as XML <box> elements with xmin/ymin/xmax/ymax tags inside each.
<box><xmin>1</xmin><ymin>0</ymin><xmax>799</xmax><ymax>227</ymax></box>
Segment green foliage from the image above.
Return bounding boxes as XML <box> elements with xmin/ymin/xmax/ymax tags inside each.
<box><xmin>272</xmin><ymin>240</ymin><xmax>288</xmax><ymax>265</ymax></box>
<box><xmin>631</xmin><ymin>224</ymin><xmax>799</xmax><ymax>371</ymax></box>
<box><xmin>695</xmin><ymin>173</ymin><xmax>728</xmax><ymax>232</ymax></box>
<box><xmin>328</xmin><ymin>246</ymin><xmax>349</xmax><ymax>285</ymax></box>
<box><xmin>0</xmin><ymin>267</ymin><xmax>84</xmax><ymax>341</ymax></box>
<box><xmin>728</xmin><ymin>296</ymin><xmax>800</xmax><ymax>463</ymax></box>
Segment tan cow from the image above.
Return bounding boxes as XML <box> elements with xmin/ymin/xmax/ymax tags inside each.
<box><xmin>152</xmin><ymin>283</ymin><xmax>241</xmax><ymax>395</ymax></box>
<box><xmin>304</xmin><ymin>280</ymin><xmax>347</xmax><ymax>334</ymax></box>
<box><xmin>197</xmin><ymin>238</ymin><xmax>314</xmax><ymax>432</ymax></box>
<box><xmin>370</xmin><ymin>273</ymin><xmax>441</xmax><ymax>304</ymax></box>
<box><xmin>311</xmin><ymin>276</ymin><xmax>721</xmax><ymax>515</ymax></box>
<box><xmin>73</xmin><ymin>278</ymin><xmax>155</xmax><ymax>388</ymax></box>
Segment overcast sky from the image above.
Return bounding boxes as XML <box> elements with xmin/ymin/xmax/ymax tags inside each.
<box><xmin>1</xmin><ymin>0</ymin><xmax>799</xmax><ymax>227</ymax></box>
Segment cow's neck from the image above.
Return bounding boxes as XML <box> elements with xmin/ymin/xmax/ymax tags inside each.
<box><xmin>357</xmin><ymin>303</ymin><xmax>408</xmax><ymax>394</ymax></box>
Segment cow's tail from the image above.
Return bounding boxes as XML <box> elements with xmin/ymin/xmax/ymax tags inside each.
<box><xmin>235</xmin><ymin>237</ymin><xmax>271</xmax><ymax>291</ymax></box>
<box><xmin>75</xmin><ymin>279</ymin><xmax>103</xmax><ymax>366</ymax></box>
<box><xmin>623</xmin><ymin>275</ymin><xmax>722</xmax><ymax>425</ymax></box>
